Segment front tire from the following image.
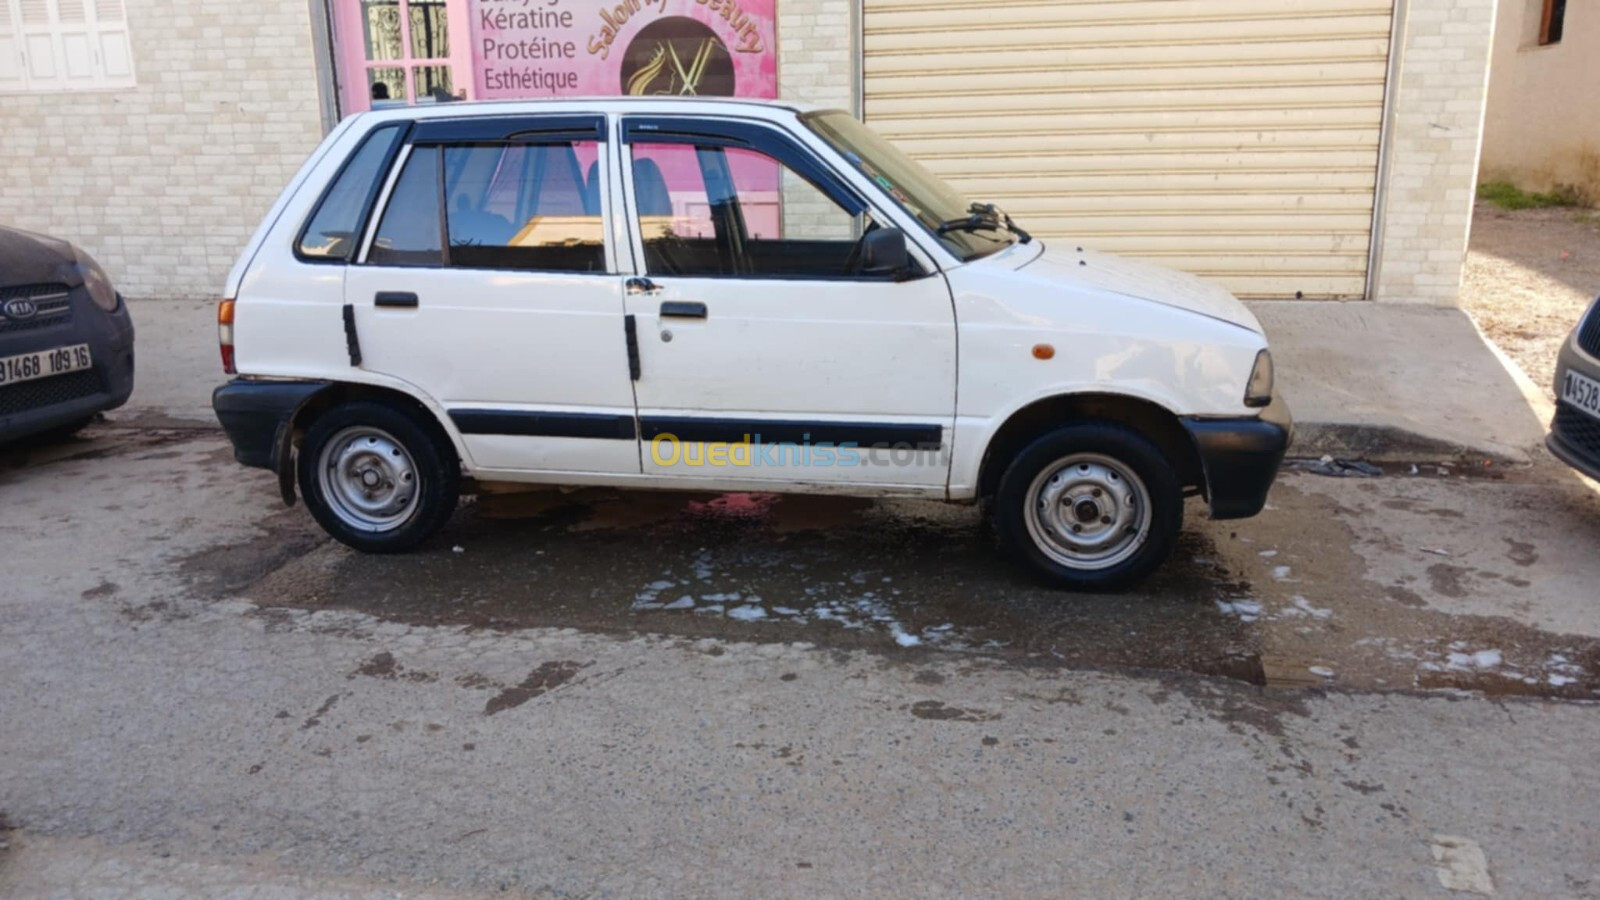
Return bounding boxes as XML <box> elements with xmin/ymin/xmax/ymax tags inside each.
<box><xmin>993</xmin><ymin>423</ymin><xmax>1182</xmax><ymax>591</ymax></box>
<box><xmin>297</xmin><ymin>400</ymin><xmax>459</xmax><ymax>553</ymax></box>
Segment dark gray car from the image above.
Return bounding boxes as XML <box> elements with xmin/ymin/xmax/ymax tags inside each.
<box><xmin>0</xmin><ymin>225</ymin><xmax>135</xmax><ymax>442</ymax></box>
<box><xmin>1549</xmin><ymin>297</ymin><xmax>1600</xmax><ymax>481</ymax></box>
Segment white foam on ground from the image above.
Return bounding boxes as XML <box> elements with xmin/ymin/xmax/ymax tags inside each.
<box><xmin>1446</xmin><ymin>649</ymin><xmax>1503</xmax><ymax>670</ymax></box>
<box><xmin>1431</xmin><ymin>836</ymin><xmax>1495</xmax><ymax>895</ymax></box>
<box><xmin>1290</xmin><ymin>596</ymin><xmax>1332</xmax><ymax>619</ymax></box>
<box><xmin>1216</xmin><ymin>599</ymin><xmax>1262</xmax><ymax>622</ymax></box>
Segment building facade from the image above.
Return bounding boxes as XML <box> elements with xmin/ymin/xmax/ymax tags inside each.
<box><xmin>1480</xmin><ymin>0</ymin><xmax>1597</xmax><ymax>203</ymax></box>
<box><xmin>1</xmin><ymin>0</ymin><xmax>1495</xmax><ymax>305</ymax></box>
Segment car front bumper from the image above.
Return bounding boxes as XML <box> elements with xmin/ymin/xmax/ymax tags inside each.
<box><xmin>1548</xmin><ymin>330</ymin><xmax>1600</xmax><ymax>481</ymax></box>
<box><xmin>0</xmin><ymin>290</ymin><xmax>135</xmax><ymax>442</ymax></box>
<box><xmin>1181</xmin><ymin>392</ymin><xmax>1293</xmax><ymax>520</ymax></box>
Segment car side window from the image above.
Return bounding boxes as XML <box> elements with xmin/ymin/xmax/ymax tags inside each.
<box><xmin>297</xmin><ymin>123</ymin><xmax>405</xmax><ymax>261</ymax></box>
<box><xmin>369</xmin><ymin>146</ymin><xmax>444</xmax><ymax>267</ymax></box>
<box><xmin>628</xmin><ymin>141</ymin><xmax>869</xmax><ymax>279</ymax></box>
<box><xmin>441</xmin><ymin>141</ymin><xmax>605</xmax><ymax>272</ymax></box>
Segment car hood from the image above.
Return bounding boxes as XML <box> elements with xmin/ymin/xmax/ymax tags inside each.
<box><xmin>0</xmin><ymin>225</ymin><xmax>78</xmax><ymax>287</ymax></box>
<box><xmin>1007</xmin><ymin>242</ymin><xmax>1263</xmax><ymax>334</ymax></box>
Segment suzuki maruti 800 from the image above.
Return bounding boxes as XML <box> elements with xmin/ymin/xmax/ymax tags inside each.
<box><xmin>214</xmin><ymin>98</ymin><xmax>1290</xmax><ymax>590</ymax></box>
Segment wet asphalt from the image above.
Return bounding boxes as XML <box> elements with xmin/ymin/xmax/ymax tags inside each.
<box><xmin>5</xmin><ymin>423</ymin><xmax>1600</xmax><ymax>895</ymax></box>
<box><xmin>195</xmin><ymin>488</ymin><xmax>1263</xmax><ymax>680</ymax></box>
<box><xmin>69</xmin><ymin>424</ymin><xmax>1581</xmax><ymax>702</ymax></box>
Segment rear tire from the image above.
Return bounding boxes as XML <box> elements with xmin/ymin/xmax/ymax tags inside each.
<box><xmin>992</xmin><ymin>422</ymin><xmax>1182</xmax><ymax>591</ymax></box>
<box><xmin>297</xmin><ymin>400</ymin><xmax>459</xmax><ymax>553</ymax></box>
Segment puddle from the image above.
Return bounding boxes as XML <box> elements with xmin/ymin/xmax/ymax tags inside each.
<box><xmin>0</xmin><ymin>424</ymin><xmax>198</xmax><ymax>479</ymax></box>
<box><xmin>188</xmin><ymin>489</ymin><xmax>1265</xmax><ymax>682</ymax></box>
<box><xmin>172</xmin><ymin>471</ymin><xmax>1600</xmax><ymax>700</ymax></box>
<box><xmin>1212</xmin><ymin>472</ymin><xmax>1600</xmax><ymax>699</ymax></box>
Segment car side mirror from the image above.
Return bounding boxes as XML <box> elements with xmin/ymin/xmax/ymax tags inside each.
<box><xmin>859</xmin><ymin>227</ymin><xmax>911</xmax><ymax>280</ymax></box>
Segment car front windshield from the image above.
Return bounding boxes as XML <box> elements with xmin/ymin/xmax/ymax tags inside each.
<box><xmin>802</xmin><ymin>110</ymin><xmax>1018</xmax><ymax>262</ymax></box>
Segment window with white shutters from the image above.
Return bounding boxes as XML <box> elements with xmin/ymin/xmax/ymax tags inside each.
<box><xmin>0</xmin><ymin>0</ymin><xmax>135</xmax><ymax>93</ymax></box>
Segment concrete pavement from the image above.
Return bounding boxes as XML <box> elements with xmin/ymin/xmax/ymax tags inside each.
<box><xmin>119</xmin><ymin>298</ymin><xmax>216</xmax><ymax>425</ymax></box>
<box><xmin>1252</xmin><ymin>301</ymin><xmax>1551</xmax><ymax>464</ymax></box>
<box><xmin>0</xmin><ymin>428</ymin><xmax>1597</xmax><ymax>896</ymax></box>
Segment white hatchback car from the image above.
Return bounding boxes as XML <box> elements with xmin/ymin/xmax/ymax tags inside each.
<box><xmin>214</xmin><ymin>98</ymin><xmax>1290</xmax><ymax>590</ymax></box>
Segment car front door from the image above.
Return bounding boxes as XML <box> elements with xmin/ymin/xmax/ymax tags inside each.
<box><xmin>617</xmin><ymin>116</ymin><xmax>957</xmax><ymax>491</ymax></box>
<box><xmin>345</xmin><ymin>114</ymin><xmax>641</xmax><ymax>476</ymax></box>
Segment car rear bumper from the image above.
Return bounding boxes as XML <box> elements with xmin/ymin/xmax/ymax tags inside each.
<box><xmin>0</xmin><ymin>292</ymin><xmax>135</xmax><ymax>442</ymax></box>
<box><xmin>212</xmin><ymin>379</ymin><xmax>329</xmax><ymax>470</ymax></box>
<box><xmin>1181</xmin><ymin>392</ymin><xmax>1293</xmax><ymax>520</ymax></box>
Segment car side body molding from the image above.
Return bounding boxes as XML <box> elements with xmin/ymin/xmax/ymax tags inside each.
<box><xmin>638</xmin><ymin>416</ymin><xmax>943</xmax><ymax>450</ymax></box>
<box><xmin>448</xmin><ymin>409</ymin><xmax>638</xmax><ymax>441</ymax></box>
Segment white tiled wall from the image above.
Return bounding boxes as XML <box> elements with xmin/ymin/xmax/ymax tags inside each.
<box><xmin>776</xmin><ymin>0</ymin><xmax>856</xmax><ymax>238</ymax></box>
<box><xmin>0</xmin><ymin>1</ymin><xmax>326</xmax><ymax>299</ymax></box>
<box><xmin>1371</xmin><ymin>0</ymin><xmax>1498</xmax><ymax>305</ymax></box>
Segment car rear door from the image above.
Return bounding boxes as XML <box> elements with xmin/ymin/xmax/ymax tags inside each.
<box><xmin>345</xmin><ymin>114</ymin><xmax>642</xmax><ymax>476</ymax></box>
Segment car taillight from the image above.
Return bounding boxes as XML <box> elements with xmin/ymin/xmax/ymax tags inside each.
<box><xmin>218</xmin><ymin>298</ymin><xmax>236</xmax><ymax>375</ymax></box>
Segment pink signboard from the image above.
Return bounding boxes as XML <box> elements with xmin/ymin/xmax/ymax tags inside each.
<box><xmin>331</xmin><ymin>1</ymin><xmax>784</xmax><ymax>235</ymax></box>
<box><xmin>471</xmin><ymin>0</ymin><xmax>778</xmax><ymax>101</ymax></box>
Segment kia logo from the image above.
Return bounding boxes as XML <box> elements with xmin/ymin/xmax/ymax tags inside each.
<box><xmin>2</xmin><ymin>299</ymin><xmax>38</xmax><ymax>320</ymax></box>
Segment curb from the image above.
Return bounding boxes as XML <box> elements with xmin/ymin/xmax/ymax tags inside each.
<box><xmin>1288</xmin><ymin>422</ymin><xmax>1531</xmax><ymax>465</ymax></box>
<box><xmin>1468</xmin><ymin>315</ymin><xmax>1558</xmax><ymax>425</ymax></box>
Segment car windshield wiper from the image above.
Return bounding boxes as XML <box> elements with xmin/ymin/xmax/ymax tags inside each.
<box><xmin>971</xmin><ymin>202</ymin><xmax>1032</xmax><ymax>243</ymax></box>
<box><xmin>935</xmin><ymin>203</ymin><xmax>1032</xmax><ymax>244</ymax></box>
<box><xmin>936</xmin><ymin>211</ymin><xmax>1001</xmax><ymax>236</ymax></box>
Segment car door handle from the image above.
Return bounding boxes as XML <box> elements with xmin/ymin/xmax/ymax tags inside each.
<box><xmin>659</xmin><ymin>301</ymin><xmax>707</xmax><ymax>319</ymax></box>
<box><xmin>625</xmin><ymin>277</ymin><xmax>661</xmax><ymax>296</ymax></box>
<box><xmin>375</xmin><ymin>291</ymin><xmax>418</xmax><ymax>308</ymax></box>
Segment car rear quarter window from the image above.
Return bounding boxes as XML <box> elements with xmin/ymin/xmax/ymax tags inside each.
<box><xmin>296</xmin><ymin>123</ymin><xmax>406</xmax><ymax>261</ymax></box>
<box><xmin>369</xmin><ymin>146</ymin><xmax>445</xmax><ymax>267</ymax></box>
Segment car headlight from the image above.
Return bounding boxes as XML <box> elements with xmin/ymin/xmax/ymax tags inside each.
<box><xmin>1244</xmin><ymin>349</ymin><xmax>1274</xmax><ymax>408</ymax></box>
<box><xmin>72</xmin><ymin>249</ymin><xmax>120</xmax><ymax>313</ymax></box>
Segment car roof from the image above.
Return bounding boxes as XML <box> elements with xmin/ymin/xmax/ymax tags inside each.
<box><xmin>352</xmin><ymin>96</ymin><xmax>829</xmax><ymax>128</ymax></box>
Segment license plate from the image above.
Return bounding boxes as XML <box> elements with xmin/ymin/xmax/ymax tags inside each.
<box><xmin>1563</xmin><ymin>369</ymin><xmax>1600</xmax><ymax>421</ymax></box>
<box><xmin>0</xmin><ymin>344</ymin><xmax>92</xmax><ymax>387</ymax></box>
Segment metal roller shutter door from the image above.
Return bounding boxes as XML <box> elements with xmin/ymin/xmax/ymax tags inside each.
<box><xmin>862</xmin><ymin>0</ymin><xmax>1396</xmax><ymax>299</ymax></box>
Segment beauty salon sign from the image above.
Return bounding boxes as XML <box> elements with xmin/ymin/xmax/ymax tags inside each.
<box><xmin>471</xmin><ymin>0</ymin><xmax>778</xmax><ymax>100</ymax></box>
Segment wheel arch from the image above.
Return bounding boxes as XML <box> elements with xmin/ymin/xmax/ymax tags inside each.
<box><xmin>279</xmin><ymin>381</ymin><xmax>464</xmax><ymax>503</ymax></box>
<box><xmin>975</xmin><ymin>392</ymin><xmax>1204</xmax><ymax>504</ymax></box>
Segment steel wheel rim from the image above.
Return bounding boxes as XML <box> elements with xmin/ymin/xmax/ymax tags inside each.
<box><xmin>1022</xmin><ymin>452</ymin><xmax>1152</xmax><ymax>571</ymax></box>
<box><xmin>317</xmin><ymin>425</ymin><xmax>421</xmax><ymax>532</ymax></box>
